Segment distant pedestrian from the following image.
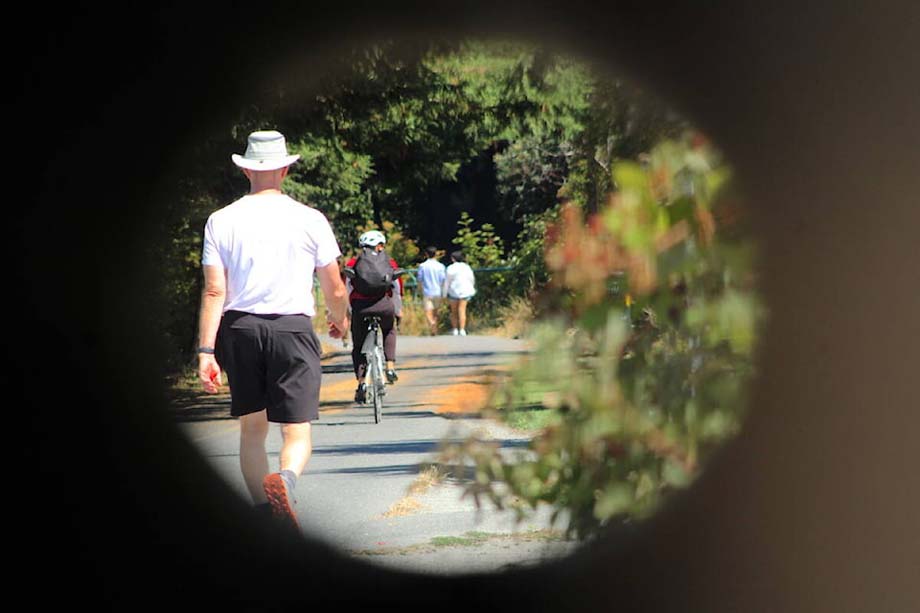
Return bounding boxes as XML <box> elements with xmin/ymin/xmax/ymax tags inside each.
<box><xmin>196</xmin><ymin>130</ymin><xmax>349</xmax><ymax>529</ymax></box>
<box><xmin>443</xmin><ymin>250</ymin><xmax>476</xmax><ymax>336</ymax></box>
<box><xmin>416</xmin><ymin>246</ymin><xmax>447</xmax><ymax>335</ymax></box>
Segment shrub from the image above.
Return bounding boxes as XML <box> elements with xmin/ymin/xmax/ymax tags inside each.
<box><xmin>440</xmin><ymin>133</ymin><xmax>765</xmax><ymax>538</ymax></box>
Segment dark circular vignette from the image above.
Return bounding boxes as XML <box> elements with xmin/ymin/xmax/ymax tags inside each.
<box><xmin>18</xmin><ymin>2</ymin><xmax>920</xmax><ymax>611</ymax></box>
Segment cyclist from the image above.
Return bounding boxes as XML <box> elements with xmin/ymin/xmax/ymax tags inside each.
<box><xmin>344</xmin><ymin>230</ymin><xmax>403</xmax><ymax>402</ymax></box>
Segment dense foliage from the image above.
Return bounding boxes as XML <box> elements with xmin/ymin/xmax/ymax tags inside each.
<box><xmin>155</xmin><ymin>39</ymin><xmax>684</xmax><ymax>370</ymax></box>
<box><xmin>440</xmin><ymin>136</ymin><xmax>763</xmax><ymax>537</ymax></box>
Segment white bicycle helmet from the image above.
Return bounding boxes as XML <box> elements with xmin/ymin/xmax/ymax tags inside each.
<box><xmin>358</xmin><ymin>230</ymin><xmax>386</xmax><ymax>247</ymax></box>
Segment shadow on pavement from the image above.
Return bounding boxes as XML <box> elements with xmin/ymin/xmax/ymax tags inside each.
<box><xmin>397</xmin><ymin>350</ymin><xmax>528</xmax><ymax>361</ymax></box>
<box><xmin>384</xmin><ymin>362</ymin><xmax>501</xmax><ymax>373</ymax></box>
<box><xmin>322</xmin><ymin>363</ymin><xmax>356</xmax><ymax>374</ymax></box>
<box><xmin>169</xmin><ymin>391</ymin><xmax>234</xmax><ymax>422</ymax></box>
<box><xmin>313</xmin><ymin>438</ymin><xmax>530</xmax><ymax>457</ymax></box>
<box><xmin>307</xmin><ymin>463</ymin><xmax>426</xmax><ymax>476</ymax></box>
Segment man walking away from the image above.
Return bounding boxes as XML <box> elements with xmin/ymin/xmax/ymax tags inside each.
<box><xmin>196</xmin><ymin>130</ymin><xmax>349</xmax><ymax>529</ymax></box>
<box><xmin>416</xmin><ymin>246</ymin><xmax>446</xmax><ymax>335</ymax></box>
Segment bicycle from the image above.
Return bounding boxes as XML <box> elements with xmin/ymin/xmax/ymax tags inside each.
<box><xmin>360</xmin><ymin>315</ymin><xmax>387</xmax><ymax>423</ymax></box>
<box><xmin>343</xmin><ymin>266</ymin><xmax>405</xmax><ymax>423</ymax></box>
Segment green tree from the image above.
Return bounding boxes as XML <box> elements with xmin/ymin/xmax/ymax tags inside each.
<box><xmin>156</xmin><ymin>38</ymin><xmax>696</xmax><ymax>374</ymax></box>
<box><xmin>285</xmin><ymin>133</ymin><xmax>375</xmax><ymax>244</ymax></box>
<box><xmin>451</xmin><ymin>211</ymin><xmax>505</xmax><ymax>267</ymax></box>
<box><xmin>289</xmin><ymin>41</ymin><xmax>490</xmax><ymax>237</ymax></box>
<box><xmin>448</xmin><ymin>212</ymin><xmax>509</xmax><ymax>327</ymax></box>
<box><xmin>505</xmin><ymin>204</ymin><xmax>562</xmax><ymax>301</ymax></box>
<box><xmin>563</xmin><ymin>76</ymin><xmax>688</xmax><ymax>214</ymax></box>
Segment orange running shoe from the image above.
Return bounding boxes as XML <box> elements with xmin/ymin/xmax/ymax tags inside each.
<box><xmin>262</xmin><ymin>473</ymin><xmax>299</xmax><ymax>529</ymax></box>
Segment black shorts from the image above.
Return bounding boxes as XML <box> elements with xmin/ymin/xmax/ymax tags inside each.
<box><xmin>215</xmin><ymin>311</ymin><xmax>322</xmax><ymax>423</ymax></box>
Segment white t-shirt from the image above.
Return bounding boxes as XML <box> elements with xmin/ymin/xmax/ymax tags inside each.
<box><xmin>201</xmin><ymin>193</ymin><xmax>341</xmax><ymax>316</ymax></box>
<box><xmin>444</xmin><ymin>261</ymin><xmax>476</xmax><ymax>299</ymax></box>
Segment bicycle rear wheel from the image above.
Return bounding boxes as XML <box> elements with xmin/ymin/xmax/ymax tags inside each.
<box><xmin>372</xmin><ymin>379</ymin><xmax>383</xmax><ymax>423</ymax></box>
<box><xmin>370</xmin><ymin>349</ymin><xmax>384</xmax><ymax>423</ymax></box>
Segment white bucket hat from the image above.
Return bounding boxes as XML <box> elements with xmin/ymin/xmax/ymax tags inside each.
<box><xmin>231</xmin><ymin>130</ymin><xmax>300</xmax><ymax>171</ymax></box>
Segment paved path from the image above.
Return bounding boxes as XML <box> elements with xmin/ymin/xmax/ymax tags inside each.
<box><xmin>175</xmin><ymin>333</ymin><xmax>580</xmax><ymax>575</ymax></box>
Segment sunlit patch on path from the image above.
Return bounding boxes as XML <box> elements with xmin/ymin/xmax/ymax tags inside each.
<box><xmin>318</xmin><ymin>358</ymin><xmax>427</xmax><ymax>413</ymax></box>
<box><xmin>418</xmin><ymin>364</ymin><xmax>513</xmax><ymax>417</ymax></box>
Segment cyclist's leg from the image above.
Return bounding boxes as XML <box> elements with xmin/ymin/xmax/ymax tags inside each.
<box><xmin>357</xmin><ymin>296</ymin><xmax>398</xmax><ymax>380</ymax></box>
<box><xmin>382</xmin><ymin>322</ymin><xmax>395</xmax><ymax>362</ymax></box>
<box><xmin>350</xmin><ymin>300</ymin><xmax>373</xmax><ymax>401</ymax></box>
<box><xmin>358</xmin><ymin>298</ymin><xmax>395</xmax><ymax>356</ymax></box>
<box><xmin>376</xmin><ymin>298</ymin><xmax>399</xmax><ymax>380</ymax></box>
<box><xmin>350</xmin><ymin>300</ymin><xmax>371</xmax><ymax>380</ymax></box>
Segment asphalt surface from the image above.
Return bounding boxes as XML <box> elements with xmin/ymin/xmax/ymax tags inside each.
<box><xmin>175</xmin><ymin>333</ymin><xmax>581</xmax><ymax>576</ymax></box>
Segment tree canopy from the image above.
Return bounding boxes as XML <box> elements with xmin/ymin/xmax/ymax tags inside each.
<box><xmin>155</xmin><ymin>39</ymin><xmax>686</xmax><ymax>369</ymax></box>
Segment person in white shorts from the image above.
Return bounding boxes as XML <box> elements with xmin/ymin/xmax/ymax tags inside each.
<box><xmin>443</xmin><ymin>250</ymin><xmax>476</xmax><ymax>336</ymax></box>
<box><xmin>196</xmin><ymin>130</ymin><xmax>349</xmax><ymax>529</ymax></box>
<box><xmin>415</xmin><ymin>246</ymin><xmax>446</xmax><ymax>335</ymax></box>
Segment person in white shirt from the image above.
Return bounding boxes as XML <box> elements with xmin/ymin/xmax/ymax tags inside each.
<box><xmin>196</xmin><ymin>130</ymin><xmax>349</xmax><ymax>529</ymax></box>
<box><xmin>442</xmin><ymin>250</ymin><xmax>476</xmax><ymax>336</ymax></box>
<box><xmin>415</xmin><ymin>246</ymin><xmax>447</xmax><ymax>335</ymax></box>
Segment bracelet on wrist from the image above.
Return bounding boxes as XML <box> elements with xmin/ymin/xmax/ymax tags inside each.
<box><xmin>197</xmin><ymin>346</ymin><xmax>215</xmax><ymax>355</ymax></box>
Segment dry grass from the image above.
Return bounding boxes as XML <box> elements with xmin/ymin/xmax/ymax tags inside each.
<box><xmin>481</xmin><ymin>296</ymin><xmax>535</xmax><ymax>339</ymax></box>
<box><xmin>381</xmin><ymin>496</ymin><xmax>425</xmax><ymax>518</ymax></box>
<box><xmin>379</xmin><ymin>464</ymin><xmax>449</xmax><ymax>518</ymax></box>
<box><xmin>350</xmin><ymin>528</ymin><xmax>571</xmax><ymax>557</ymax></box>
<box><xmin>408</xmin><ymin>464</ymin><xmax>448</xmax><ymax>495</ymax></box>
<box><xmin>396</xmin><ymin>294</ymin><xmax>437</xmax><ymax>336</ymax></box>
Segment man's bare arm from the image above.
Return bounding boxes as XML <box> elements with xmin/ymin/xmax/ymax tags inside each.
<box><xmin>197</xmin><ymin>264</ymin><xmax>226</xmax><ymax>392</ymax></box>
<box><xmin>316</xmin><ymin>260</ymin><xmax>349</xmax><ymax>334</ymax></box>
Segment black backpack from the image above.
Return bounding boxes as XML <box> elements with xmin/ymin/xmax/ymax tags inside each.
<box><xmin>352</xmin><ymin>246</ymin><xmax>394</xmax><ymax>296</ymax></box>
